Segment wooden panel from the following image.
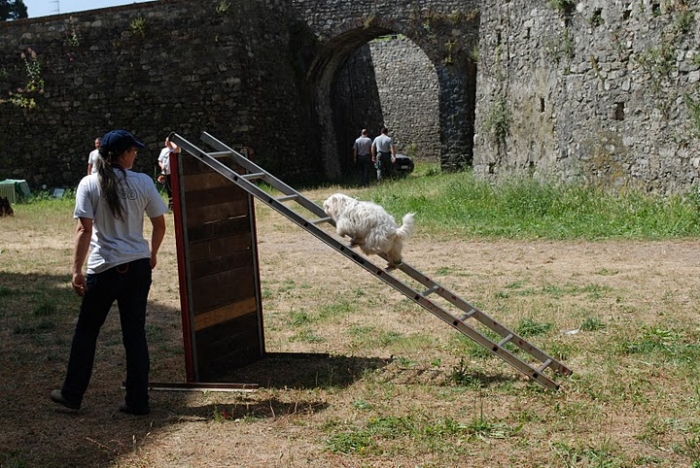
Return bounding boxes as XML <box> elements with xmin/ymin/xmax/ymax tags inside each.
<box><xmin>185</xmin><ymin>185</ymin><xmax>248</xmax><ymax>207</ymax></box>
<box><xmin>195</xmin><ymin>312</ymin><xmax>263</xmax><ymax>382</ymax></box>
<box><xmin>182</xmin><ymin>169</ymin><xmax>248</xmax><ymax>192</ymax></box>
<box><xmin>191</xmin><ymin>265</ymin><xmax>256</xmax><ymax>313</ymax></box>
<box><xmin>186</xmin><ymin>216</ymin><xmax>252</xmax><ymax>243</ymax></box>
<box><xmin>174</xmin><ymin>148</ymin><xmax>265</xmax><ymax>383</ymax></box>
<box><xmin>189</xmin><ymin>232</ymin><xmax>253</xmax><ymax>262</ymax></box>
<box><xmin>194</xmin><ymin>297</ymin><xmax>258</xmax><ymax>331</ymax></box>
<box><xmin>180</xmin><ymin>154</ymin><xmax>243</xmax><ymax>175</ymax></box>
<box><xmin>185</xmin><ymin>199</ymin><xmax>249</xmax><ymax>227</ymax></box>
<box><xmin>190</xmin><ymin>250</ymin><xmax>254</xmax><ymax>279</ymax></box>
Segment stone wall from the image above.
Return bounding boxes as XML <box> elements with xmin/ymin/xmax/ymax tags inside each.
<box><xmin>1</xmin><ymin>0</ymin><xmax>479</xmax><ymax>189</ymax></box>
<box><xmin>369</xmin><ymin>36</ymin><xmax>440</xmax><ymax>160</ymax></box>
<box><xmin>0</xmin><ymin>0</ymin><xmax>322</xmax><ymax>188</ymax></box>
<box><xmin>474</xmin><ymin>0</ymin><xmax>700</xmax><ymax>193</ymax></box>
<box><xmin>290</xmin><ymin>0</ymin><xmax>480</xmax><ymax>174</ymax></box>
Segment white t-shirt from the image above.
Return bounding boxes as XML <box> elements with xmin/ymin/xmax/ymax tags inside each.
<box><xmin>158</xmin><ymin>147</ymin><xmax>174</xmax><ymax>175</ymax></box>
<box><xmin>88</xmin><ymin>149</ymin><xmax>100</xmax><ymax>174</ymax></box>
<box><xmin>74</xmin><ymin>170</ymin><xmax>168</xmax><ymax>274</ymax></box>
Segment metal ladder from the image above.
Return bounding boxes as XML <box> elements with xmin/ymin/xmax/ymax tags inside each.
<box><xmin>170</xmin><ymin>132</ymin><xmax>573</xmax><ymax>391</ymax></box>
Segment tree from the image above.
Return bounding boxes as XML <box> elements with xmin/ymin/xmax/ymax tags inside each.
<box><xmin>0</xmin><ymin>0</ymin><xmax>29</xmax><ymax>21</ymax></box>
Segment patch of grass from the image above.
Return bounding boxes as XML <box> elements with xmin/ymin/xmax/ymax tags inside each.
<box><xmin>450</xmin><ymin>358</ymin><xmax>484</xmax><ymax>388</ymax></box>
<box><xmin>370</xmin><ymin>171</ymin><xmax>700</xmax><ymax>240</ymax></box>
<box><xmin>290</xmin><ymin>329</ymin><xmax>326</xmax><ymax>344</ymax></box>
<box><xmin>326</xmin><ymin>412</ymin><xmax>520</xmax><ymax>455</ymax></box>
<box><xmin>319</xmin><ymin>299</ymin><xmax>358</xmax><ymax>319</ymax></box>
<box><xmin>515</xmin><ymin>318</ymin><xmax>553</xmax><ymax>337</ymax></box>
<box><xmin>13</xmin><ymin>319</ymin><xmax>56</xmax><ymax>334</ymax></box>
<box><xmin>32</xmin><ymin>303</ymin><xmax>57</xmax><ymax>316</ymax></box>
<box><xmin>289</xmin><ymin>309</ymin><xmax>314</xmax><ymax>326</ymax></box>
<box><xmin>580</xmin><ymin>317</ymin><xmax>606</xmax><ymax>331</ymax></box>
<box><xmin>0</xmin><ymin>286</ymin><xmax>17</xmax><ymax>297</ymax></box>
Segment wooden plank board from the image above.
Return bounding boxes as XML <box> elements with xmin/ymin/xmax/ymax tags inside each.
<box><xmin>194</xmin><ymin>297</ymin><xmax>258</xmax><ymax>331</ymax></box>
<box><xmin>195</xmin><ymin>312</ymin><xmax>263</xmax><ymax>382</ymax></box>
<box><xmin>185</xmin><ymin>185</ymin><xmax>248</xmax><ymax>207</ymax></box>
<box><xmin>191</xmin><ymin>265</ymin><xmax>256</xmax><ymax>313</ymax></box>
<box><xmin>180</xmin><ymin>154</ymin><xmax>242</xmax><ymax>175</ymax></box>
<box><xmin>185</xmin><ymin>199</ymin><xmax>250</xmax><ymax>227</ymax></box>
<box><xmin>188</xmin><ymin>232</ymin><xmax>253</xmax><ymax>262</ymax></box>
<box><xmin>173</xmin><ymin>145</ymin><xmax>265</xmax><ymax>383</ymax></box>
<box><xmin>183</xmin><ymin>172</ymin><xmax>242</xmax><ymax>192</ymax></box>
<box><xmin>186</xmin><ymin>216</ymin><xmax>252</xmax><ymax>243</ymax></box>
<box><xmin>190</xmin><ymin>250</ymin><xmax>254</xmax><ymax>280</ymax></box>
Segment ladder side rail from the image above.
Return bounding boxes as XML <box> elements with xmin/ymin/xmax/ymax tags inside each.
<box><xmin>171</xmin><ymin>135</ymin><xmax>259</xmax><ymax>181</ymax></box>
<box><xmin>397</xmin><ymin>262</ymin><xmax>572</xmax><ymax>376</ymax></box>
<box><xmin>173</xmin><ymin>135</ymin><xmax>564</xmax><ymax>390</ymax></box>
<box><xmin>198</xmin><ymin>132</ymin><xmax>328</xmax><ymax>219</ymax></box>
<box><xmin>450</xmin><ymin>319</ymin><xmax>561</xmax><ymax>391</ymax></box>
<box><xmin>171</xmin><ymin>133</ymin><xmax>320</xmax><ymax>215</ymax></box>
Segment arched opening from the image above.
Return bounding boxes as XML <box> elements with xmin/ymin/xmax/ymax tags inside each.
<box><xmin>334</xmin><ymin>34</ymin><xmax>442</xmax><ymax>178</ymax></box>
<box><xmin>308</xmin><ymin>26</ymin><xmax>459</xmax><ymax>180</ymax></box>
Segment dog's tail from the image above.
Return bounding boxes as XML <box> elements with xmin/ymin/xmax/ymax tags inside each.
<box><xmin>396</xmin><ymin>213</ymin><xmax>415</xmax><ymax>239</ymax></box>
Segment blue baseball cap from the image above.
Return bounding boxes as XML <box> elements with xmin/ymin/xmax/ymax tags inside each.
<box><xmin>100</xmin><ymin>130</ymin><xmax>146</xmax><ymax>154</ymax></box>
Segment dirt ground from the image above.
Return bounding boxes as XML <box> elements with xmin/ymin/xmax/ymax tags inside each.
<box><xmin>1</xmin><ymin>191</ymin><xmax>700</xmax><ymax>467</ymax></box>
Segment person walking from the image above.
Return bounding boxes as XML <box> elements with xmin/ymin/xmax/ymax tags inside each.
<box><xmin>50</xmin><ymin>129</ymin><xmax>167</xmax><ymax>416</ymax></box>
<box><xmin>86</xmin><ymin>137</ymin><xmax>101</xmax><ymax>175</ymax></box>
<box><xmin>352</xmin><ymin>129</ymin><xmax>373</xmax><ymax>187</ymax></box>
<box><xmin>371</xmin><ymin>126</ymin><xmax>396</xmax><ymax>182</ymax></box>
<box><xmin>158</xmin><ymin>133</ymin><xmax>180</xmax><ymax>210</ymax></box>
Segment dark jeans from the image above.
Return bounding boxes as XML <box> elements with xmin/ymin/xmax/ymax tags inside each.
<box><xmin>377</xmin><ymin>151</ymin><xmax>393</xmax><ymax>181</ymax></box>
<box><xmin>163</xmin><ymin>174</ymin><xmax>173</xmax><ymax>209</ymax></box>
<box><xmin>61</xmin><ymin>258</ymin><xmax>152</xmax><ymax>410</ymax></box>
<box><xmin>357</xmin><ymin>154</ymin><xmax>372</xmax><ymax>187</ymax></box>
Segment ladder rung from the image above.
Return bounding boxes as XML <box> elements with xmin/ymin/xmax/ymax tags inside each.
<box><xmin>421</xmin><ymin>285</ymin><xmax>440</xmax><ymax>297</ymax></box>
<box><xmin>538</xmin><ymin>358</ymin><xmax>553</xmax><ymax>373</ymax></box>
<box><xmin>207</xmin><ymin>151</ymin><xmax>234</xmax><ymax>157</ymax></box>
<box><xmin>243</xmin><ymin>172</ymin><xmax>266</xmax><ymax>180</ymax></box>
<box><xmin>275</xmin><ymin>194</ymin><xmax>299</xmax><ymax>202</ymax></box>
<box><xmin>498</xmin><ymin>334</ymin><xmax>514</xmax><ymax>347</ymax></box>
<box><xmin>311</xmin><ymin>217</ymin><xmax>332</xmax><ymax>225</ymax></box>
<box><xmin>459</xmin><ymin>309</ymin><xmax>477</xmax><ymax>322</ymax></box>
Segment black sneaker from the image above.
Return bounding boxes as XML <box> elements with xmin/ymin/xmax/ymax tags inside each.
<box><xmin>118</xmin><ymin>403</ymin><xmax>150</xmax><ymax>416</ymax></box>
<box><xmin>50</xmin><ymin>389</ymin><xmax>80</xmax><ymax>410</ymax></box>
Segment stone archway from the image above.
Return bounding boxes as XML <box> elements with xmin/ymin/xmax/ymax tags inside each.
<box><xmin>303</xmin><ymin>8</ymin><xmax>480</xmax><ymax>178</ymax></box>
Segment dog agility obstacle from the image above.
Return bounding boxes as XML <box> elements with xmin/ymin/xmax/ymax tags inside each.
<box><xmin>169</xmin><ymin>132</ymin><xmax>573</xmax><ymax>391</ymax></box>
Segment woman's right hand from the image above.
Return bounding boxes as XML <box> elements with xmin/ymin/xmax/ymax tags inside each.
<box><xmin>72</xmin><ymin>272</ymin><xmax>87</xmax><ymax>297</ymax></box>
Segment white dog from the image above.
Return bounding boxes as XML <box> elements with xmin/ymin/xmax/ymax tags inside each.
<box><xmin>323</xmin><ymin>193</ymin><xmax>415</xmax><ymax>267</ymax></box>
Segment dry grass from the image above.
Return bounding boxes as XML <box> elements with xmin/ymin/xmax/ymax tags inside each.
<box><xmin>1</xmin><ymin>187</ymin><xmax>700</xmax><ymax>467</ymax></box>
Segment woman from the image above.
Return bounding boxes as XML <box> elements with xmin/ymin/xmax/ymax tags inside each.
<box><xmin>50</xmin><ymin>129</ymin><xmax>167</xmax><ymax>415</ymax></box>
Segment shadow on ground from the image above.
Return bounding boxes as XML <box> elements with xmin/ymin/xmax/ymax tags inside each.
<box><xmin>216</xmin><ymin>352</ymin><xmax>392</xmax><ymax>389</ymax></box>
<box><xmin>0</xmin><ymin>271</ymin><xmax>390</xmax><ymax>467</ymax></box>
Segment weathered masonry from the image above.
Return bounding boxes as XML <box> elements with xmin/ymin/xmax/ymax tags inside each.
<box><xmin>0</xmin><ymin>0</ymin><xmax>478</xmax><ymax>188</ymax></box>
<box><xmin>1</xmin><ymin>0</ymin><xmax>699</xmax><ymax>193</ymax></box>
<box><xmin>474</xmin><ymin>1</ymin><xmax>700</xmax><ymax>193</ymax></box>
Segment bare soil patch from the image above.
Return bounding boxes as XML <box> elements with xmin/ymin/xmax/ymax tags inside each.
<box><xmin>1</xmin><ymin>189</ymin><xmax>699</xmax><ymax>467</ymax></box>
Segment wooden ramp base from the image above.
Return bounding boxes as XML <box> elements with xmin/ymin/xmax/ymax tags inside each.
<box><xmin>144</xmin><ymin>382</ymin><xmax>259</xmax><ymax>392</ymax></box>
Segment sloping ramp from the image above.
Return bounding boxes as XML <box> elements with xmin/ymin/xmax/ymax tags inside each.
<box><xmin>170</xmin><ymin>132</ymin><xmax>573</xmax><ymax>390</ymax></box>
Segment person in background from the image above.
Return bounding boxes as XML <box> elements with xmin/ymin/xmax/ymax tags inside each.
<box><xmin>352</xmin><ymin>129</ymin><xmax>373</xmax><ymax>187</ymax></box>
<box><xmin>50</xmin><ymin>129</ymin><xmax>167</xmax><ymax>416</ymax></box>
<box><xmin>158</xmin><ymin>134</ymin><xmax>180</xmax><ymax>210</ymax></box>
<box><xmin>371</xmin><ymin>126</ymin><xmax>396</xmax><ymax>182</ymax></box>
<box><xmin>86</xmin><ymin>137</ymin><xmax>101</xmax><ymax>175</ymax></box>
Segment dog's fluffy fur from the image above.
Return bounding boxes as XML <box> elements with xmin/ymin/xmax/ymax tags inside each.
<box><xmin>323</xmin><ymin>193</ymin><xmax>414</xmax><ymax>267</ymax></box>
